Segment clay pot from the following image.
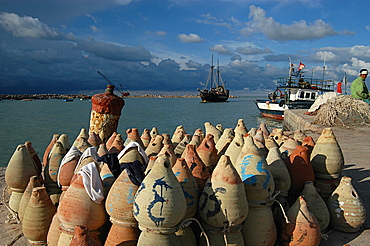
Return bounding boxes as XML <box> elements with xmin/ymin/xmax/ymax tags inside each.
<box><xmin>97</xmin><ymin>143</ymin><xmax>109</xmax><ymax>157</ymax></box>
<box><xmin>314</xmin><ymin>176</ymin><xmax>340</xmax><ymax>199</ymax></box>
<box><xmin>172</xmin><ymin>158</ymin><xmax>198</xmax><ymax>219</ymax></box>
<box><xmin>234</xmin><ymin>119</ymin><xmax>248</xmax><ymax>136</ymax></box>
<box><xmin>88</xmin><ymin>132</ymin><xmax>103</xmax><ymax>149</ymax></box>
<box><xmin>145</xmin><ymin>156</ymin><xmax>157</xmax><ymax>175</ymax></box>
<box><xmin>74</xmin><ymin>147</ymin><xmax>100</xmax><ymax>173</ymax></box>
<box><xmin>58</xmin><ymin>146</ymin><xmax>82</xmax><ymax>191</ymax></box>
<box><xmin>216</xmin><ymin>124</ymin><xmax>224</xmax><ymax>132</ymax></box>
<box><xmin>310</xmin><ymin>128</ymin><xmax>344</xmax><ymax>179</ymax></box>
<box><xmin>47</xmin><ymin>213</ymin><xmax>61</xmax><ymax>246</ymax></box>
<box><xmin>171</xmin><ymin>125</ymin><xmax>186</xmax><ymax>146</ymax></box>
<box><xmin>279</xmin><ymin>138</ymin><xmax>299</xmax><ymax>158</ymax></box>
<box><xmin>253</xmin><ymin>129</ymin><xmax>268</xmax><ymax>157</ymax></box>
<box><xmin>137</xmin><ymin>232</ymin><xmax>181</xmax><ymax>246</ymax></box>
<box><xmin>215</xmin><ymin>128</ymin><xmax>234</xmax><ymax>156</ymax></box>
<box><xmin>5</xmin><ymin>144</ymin><xmax>39</xmax><ymax>190</ymax></box>
<box><xmin>242</xmin><ymin>205</ymin><xmax>277</xmax><ymax>246</ymax></box>
<box><xmin>105</xmin><ymin>169</ymin><xmax>139</xmax><ymax>225</ymax></box>
<box><xmin>204</xmin><ymin>122</ymin><xmax>222</xmax><ymax>143</ymax></box>
<box><xmin>269</xmin><ymin>128</ymin><xmax>284</xmax><ymax>146</ymax></box>
<box><xmin>125</xmin><ymin>128</ymin><xmax>145</xmax><ymax>149</ymax></box>
<box><xmin>58</xmin><ymin>134</ymin><xmax>71</xmax><ymax>152</ymax></box>
<box><xmin>69</xmin><ymin>225</ymin><xmax>101</xmax><ymax>246</ymax></box>
<box><xmin>302</xmin><ymin>136</ymin><xmax>315</xmax><ymax>157</ymax></box>
<box><xmin>281</xmin><ymin>196</ymin><xmax>321</xmax><ymax>246</ymax></box>
<box><xmin>158</xmin><ymin>144</ymin><xmax>177</xmax><ymax>167</ymax></box>
<box><xmin>162</xmin><ymin>133</ymin><xmax>173</xmax><ymax>146</ymax></box>
<box><xmin>176</xmin><ymin>227</ymin><xmax>197</xmax><ymax>246</ymax></box>
<box><xmin>106</xmin><ymin>132</ymin><xmax>118</xmax><ymax>150</ymax></box>
<box><xmin>105</xmin><ymin>224</ymin><xmax>140</xmax><ymax>246</ymax></box>
<box><xmin>300</xmin><ymin>181</ymin><xmax>330</xmax><ymax>231</ymax></box>
<box><xmin>133</xmin><ymin>155</ymin><xmax>186</xmax><ymax>245</ymax></box>
<box><xmin>284</xmin><ymin>145</ymin><xmax>315</xmax><ymax>196</ymax></box>
<box><xmin>193</xmin><ymin>128</ymin><xmax>205</xmax><ymax>143</ymax></box>
<box><xmin>265</xmin><ymin>136</ymin><xmax>279</xmax><ymax>150</ymax></box>
<box><xmin>6</xmin><ymin>144</ymin><xmax>39</xmax><ymax>211</ymax></box>
<box><xmin>150</xmin><ymin>127</ymin><xmax>159</xmax><ymax>139</ymax></box>
<box><xmin>18</xmin><ymin>175</ymin><xmax>42</xmax><ymax>221</ymax></box>
<box><xmin>224</xmin><ymin>133</ymin><xmax>244</xmax><ymax>165</ymax></box>
<box><xmin>258</xmin><ymin>122</ymin><xmax>270</xmax><ymax>139</ymax></box>
<box><xmin>145</xmin><ymin>135</ymin><xmax>164</xmax><ymax>157</ymax></box>
<box><xmin>183</xmin><ymin>144</ymin><xmax>210</xmax><ymax>193</ymax></box>
<box><xmin>24</xmin><ymin>141</ymin><xmax>42</xmax><ymax>177</ymax></box>
<box><xmin>72</xmin><ymin>128</ymin><xmax>92</xmax><ymax>153</ymax></box>
<box><xmin>118</xmin><ymin>143</ymin><xmax>146</xmax><ymax>166</ymax></box>
<box><xmin>22</xmin><ymin>187</ymin><xmax>57</xmax><ymax>245</ymax></box>
<box><xmin>140</xmin><ymin>129</ymin><xmax>151</xmax><ymax>149</ymax></box>
<box><xmin>293</xmin><ymin>129</ymin><xmax>306</xmax><ymax>143</ymax></box>
<box><xmin>234</xmin><ymin>135</ymin><xmax>275</xmax><ymax>204</ymax></box>
<box><xmin>43</xmin><ymin>134</ymin><xmax>60</xmax><ymax>166</ymax></box>
<box><xmin>198</xmin><ymin>155</ymin><xmax>249</xmax><ymax>228</ymax></box>
<box><xmin>46</xmin><ymin>141</ymin><xmax>66</xmax><ymax>184</ymax></box>
<box><xmin>109</xmin><ymin>133</ymin><xmax>125</xmax><ymax>153</ymax></box>
<box><xmin>265</xmin><ymin>147</ymin><xmax>291</xmax><ymax>198</ymax></box>
<box><xmin>58</xmin><ymin>173</ymin><xmax>107</xmax><ymax>245</ymax></box>
<box><xmin>248</xmin><ymin>128</ymin><xmax>256</xmax><ymax>137</ymax></box>
<box><xmin>196</xmin><ymin>134</ymin><xmax>218</xmax><ymax>174</ymax></box>
<box><xmin>200</xmin><ymin>221</ymin><xmax>244</xmax><ymax>246</ymax></box>
<box><xmin>327</xmin><ymin>176</ymin><xmax>366</xmax><ymax>232</ymax></box>
<box><xmin>99</xmin><ymin>163</ymin><xmax>115</xmax><ymax>196</ymax></box>
<box><xmin>174</xmin><ymin>134</ymin><xmax>192</xmax><ymax>158</ymax></box>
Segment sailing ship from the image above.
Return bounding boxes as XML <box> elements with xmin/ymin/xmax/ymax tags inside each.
<box><xmin>198</xmin><ymin>56</ymin><xmax>229</xmax><ymax>102</ymax></box>
<box><xmin>254</xmin><ymin>62</ymin><xmax>335</xmax><ymax>120</ymax></box>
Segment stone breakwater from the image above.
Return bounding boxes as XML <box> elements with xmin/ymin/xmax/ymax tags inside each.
<box><xmin>0</xmin><ymin>94</ymin><xmax>239</xmax><ymax>100</ymax></box>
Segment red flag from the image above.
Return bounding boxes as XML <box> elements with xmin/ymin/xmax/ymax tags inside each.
<box><xmin>298</xmin><ymin>62</ymin><xmax>305</xmax><ymax>71</ymax></box>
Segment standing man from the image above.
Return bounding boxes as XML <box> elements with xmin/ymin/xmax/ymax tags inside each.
<box><xmin>351</xmin><ymin>69</ymin><xmax>370</xmax><ymax>103</ymax></box>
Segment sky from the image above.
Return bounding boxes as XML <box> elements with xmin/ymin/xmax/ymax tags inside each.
<box><xmin>0</xmin><ymin>0</ymin><xmax>370</xmax><ymax>95</ymax></box>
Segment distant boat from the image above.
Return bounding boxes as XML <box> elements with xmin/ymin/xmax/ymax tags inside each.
<box><xmin>254</xmin><ymin>61</ymin><xmax>335</xmax><ymax>120</ymax></box>
<box><xmin>64</xmin><ymin>99</ymin><xmax>73</xmax><ymax>102</ymax></box>
<box><xmin>198</xmin><ymin>55</ymin><xmax>229</xmax><ymax>102</ymax></box>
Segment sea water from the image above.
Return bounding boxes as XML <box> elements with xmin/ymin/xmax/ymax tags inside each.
<box><xmin>0</xmin><ymin>96</ymin><xmax>282</xmax><ymax>167</ymax></box>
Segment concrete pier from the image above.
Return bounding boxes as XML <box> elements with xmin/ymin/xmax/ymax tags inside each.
<box><xmin>284</xmin><ymin>109</ymin><xmax>370</xmax><ymax>245</ymax></box>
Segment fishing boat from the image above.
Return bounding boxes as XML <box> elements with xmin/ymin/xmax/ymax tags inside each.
<box><xmin>255</xmin><ymin>62</ymin><xmax>335</xmax><ymax>120</ymax></box>
<box><xmin>198</xmin><ymin>56</ymin><xmax>229</xmax><ymax>102</ymax></box>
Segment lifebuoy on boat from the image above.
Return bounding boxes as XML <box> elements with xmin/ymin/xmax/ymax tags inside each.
<box><xmin>268</xmin><ymin>89</ymin><xmax>284</xmax><ymax>101</ymax></box>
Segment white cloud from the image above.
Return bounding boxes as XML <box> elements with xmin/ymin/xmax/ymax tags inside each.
<box><xmin>90</xmin><ymin>25</ymin><xmax>99</xmax><ymax>32</ymax></box>
<box><xmin>210</xmin><ymin>44</ymin><xmax>233</xmax><ymax>55</ymax></box>
<box><xmin>0</xmin><ymin>12</ymin><xmax>75</xmax><ymax>40</ymax></box>
<box><xmin>76</xmin><ymin>37</ymin><xmax>151</xmax><ymax>61</ymax></box>
<box><xmin>0</xmin><ymin>12</ymin><xmax>59</xmax><ymax>39</ymax></box>
<box><xmin>156</xmin><ymin>31</ymin><xmax>166</xmax><ymax>36</ymax></box>
<box><xmin>177</xmin><ymin>33</ymin><xmax>205</xmax><ymax>43</ymax></box>
<box><xmin>235</xmin><ymin>46</ymin><xmax>273</xmax><ymax>55</ymax></box>
<box><xmin>239</xmin><ymin>5</ymin><xmax>349</xmax><ymax>41</ymax></box>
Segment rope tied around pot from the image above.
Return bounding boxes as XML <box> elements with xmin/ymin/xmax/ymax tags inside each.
<box><xmin>140</xmin><ymin>217</ymin><xmax>210</xmax><ymax>246</ymax></box>
<box><xmin>272</xmin><ymin>191</ymin><xmax>290</xmax><ymax>224</ymax></box>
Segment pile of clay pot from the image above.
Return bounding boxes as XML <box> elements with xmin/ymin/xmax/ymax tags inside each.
<box><xmin>5</xmin><ymin>119</ymin><xmax>366</xmax><ymax>246</ymax></box>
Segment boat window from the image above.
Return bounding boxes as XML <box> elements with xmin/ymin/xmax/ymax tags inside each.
<box><xmin>300</xmin><ymin>92</ymin><xmax>305</xmax><ymax>98</ymax></box>
<box><xmin>305</xmin><ymin>93</ymin><xmax>310</xmax><ymax>98</ymax></box>
<box><xmin>311</xmin><ymin>94</ymin><xmax>316</xmax><ymax>99</ymax></box>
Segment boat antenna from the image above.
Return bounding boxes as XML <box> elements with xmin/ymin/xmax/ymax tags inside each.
<box><xmin>322</xmin><ymin>52</ymin><xmax>327</xmax><ymax>82</ymax></box>
<box><xmin>288</xmin><ymin>56</ymin><xmax>293</xmax><ymax>78</ymax></box>
<box><xmin>343</xmin><ymin>72</ymin><xmax>347</xmax><ymax>95</ymax></box>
